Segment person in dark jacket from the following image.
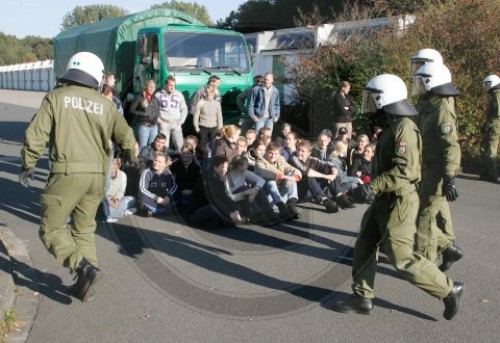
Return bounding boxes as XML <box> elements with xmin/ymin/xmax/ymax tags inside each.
<box><xmin>332</xmin><ymin>81</ymin><xmax>355</xmax><ymax>139</ymax></box>
<box><xmin>211</xmin><ymin>124</ymin><xmax>241</xmax><ymax>163</ymax></box>
<box><xmin>138</xmin><ymin>153</ymin><xmax>179</xmax><ymax>216</ymax></box>
<box><xmin>129</xmin><ymin>79</ymin><xmax>160</xmax><ymax>150</ymax></box>
<box><xmin>349</xmin><ymin>143</ymin><xmax>375</xmax><ymax>184</ymax></box>
<box><xmin>170</xmin><ymin>143</ymin><xmax>201</xmax><ymax>207</ymax></box>
<box><xmin>186</xmin><ymin>155</ymin><xmax>244</xmax><ymax>229</ymax></box>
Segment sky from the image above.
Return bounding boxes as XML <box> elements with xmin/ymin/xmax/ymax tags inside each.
<box><xmin>0</xmin><ymin>0</ymin><xmax>248</xmax><ymax>39</ymax></box>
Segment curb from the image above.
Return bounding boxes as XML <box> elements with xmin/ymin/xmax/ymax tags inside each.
<box><xmin>0</xmin><ymin>220</ymin><xmax>39</xmax><ymax>343</ymax></box>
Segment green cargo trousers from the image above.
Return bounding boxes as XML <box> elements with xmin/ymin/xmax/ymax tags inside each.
<box><xmin>39</xmin><ymin>173</ymin><xmax>104</xmax><ymax>271</ymax></box>
<box><xmin>352</xmin><ymin>189</ymin><xmax>453</xmax><ymax>300</ymax></box>
<box><xmin>480</xmin><ymin>128</ymin><xmax>499</xmax><ymax>180</ymax></box>
<box><xmin>416</xmin><ymin>169</ymin><xmax>455</xmax><ymax>263</ymax></box>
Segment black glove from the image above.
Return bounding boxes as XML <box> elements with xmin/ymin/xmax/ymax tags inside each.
<box><xmin>19</xmin><ymin>168</ymin><xmax>35</xmax><ymax>188</ymax></box>
<box><xmin>442</xmin><ymin>175</ymin><xmax>458</xmax><ymax>202</ymax></box>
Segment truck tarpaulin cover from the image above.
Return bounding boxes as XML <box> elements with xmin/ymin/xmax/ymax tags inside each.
<box><xmin>53</xmin><ymin>9</ymin><xmax>204</xmax><ymax>91</ymax></box>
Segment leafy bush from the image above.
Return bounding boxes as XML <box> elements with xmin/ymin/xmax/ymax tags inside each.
<box><xmin>291</xmin><ymin>0</ymin><xmax>500</xmax><ymax>162</ymax></box>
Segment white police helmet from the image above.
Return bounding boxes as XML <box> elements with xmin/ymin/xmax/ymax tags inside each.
<box><xmin>483</xmin><ymin>74</ymin><xmax>500</xmax><ymax>90</ymax></box>
<box><xmin>410</xmin><ymin>48</ymin><xmax>443</xmax><ymax>76</ymax></box>
<box><xmin>58</xmin><ymin>52</ymin><xmax>105</xmax><ymax>88</ymax></box>
<box><xmin>415</xmin><ymin>63</ymin><xmax>460</xmax><ymax>96</ymax></box>
<box><xmin>362</xmin><ymin>74</ymin><xmax>418</xmax><ymax>116</ymax></box>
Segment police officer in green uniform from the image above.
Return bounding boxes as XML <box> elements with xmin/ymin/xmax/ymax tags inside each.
<box><xmin>20</xmin><ymin>52</ymin><xmax>136</xmax><ymax>301</ymax></box>
<box><xmin>413</xmin><ymin>63</ymin><xmax>463</xmax><ymax>271</ymax></box>
<box><xmin>480</xmin><ymin>74</ymin><xmax>500</xmax><ymax>183</ymax></box>
<box><xmin>410</xmin><ymin>49</ymin><xmax>459</xmax><ymax>269</ymax></box>
<box><xmin>333</xmin><ymin>74</ymin><xmax>463</xmax><ymax>320</ymax></box>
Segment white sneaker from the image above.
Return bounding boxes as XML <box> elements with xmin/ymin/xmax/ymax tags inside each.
<box><xmin>106</xmin><ymin>217</ymin><xmax>118</xmax><ymax>223</ymax></box>
<box><xmin>124</xmin><ymin>208</ymin><xmax>137</xmax><ymax>216</ymax></box>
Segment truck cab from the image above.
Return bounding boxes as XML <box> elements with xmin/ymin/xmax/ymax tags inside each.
<box><xmin>135</xmin><ymin>26</ymin><xmax>253</xmax><ymax>124</ymax></box>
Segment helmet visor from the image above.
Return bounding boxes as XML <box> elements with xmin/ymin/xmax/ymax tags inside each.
<box><xmin>362</xmin><ymin>90</ymin><xmax>378</xmax><ymax>114</ymax></box>
<box><xmin>409</xmin><ymin>60</ymin><xmax>426</xmax><ymax>79</ymax></box>
<box><xmin>411</xmin><ymin>76</ymin><xmax>427</xmax><ymax>97</ymax></box>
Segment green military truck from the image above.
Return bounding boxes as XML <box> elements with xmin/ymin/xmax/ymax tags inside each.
<box><xmin>53</xmin><ymin>8</ymin><xmax>253</xmax><ymax>124</ymax></box>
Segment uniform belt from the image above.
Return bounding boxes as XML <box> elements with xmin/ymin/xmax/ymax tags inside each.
<box><xmin>51</xmin><ymin>162</ymin><xmax>105</xmax><ymax>174</ymax></box>
<box><xmin>379</xmin><ymin>183</ymin><xmax>416</xmax><ymax>199</ymax></box>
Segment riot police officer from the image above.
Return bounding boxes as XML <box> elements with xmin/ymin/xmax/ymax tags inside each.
<box><xmin>479</xmin><ymin>74</ymin><xmax>500</xmax><ymax>183</ymax></box>
<box><xmin>333</xmin><ymin>74</ymin><xmax>463</xmax><ymax>320</ymax></box>
<box><xmin>20</xmin><ymin>52</ymin><xmax>137</xmax><ymax>301</ymax></box>
<box><xmin>413</xmin><ymin>63</ymin><xmax>463</xmax><ymax>271</ymax></box>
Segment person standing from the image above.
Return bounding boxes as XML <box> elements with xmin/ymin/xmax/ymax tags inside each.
<box><xmin>193</xmin><ymin>85</ymin><xmax>223</xmax><ymax>151</ymax></box>
<box><xmin>156</xmin><ymin>75</ymin><xmax>188</xmax><ymax>150</ymax></box>
<box><xmin>479</xmin><ymin>74</ymin><xmax>500</xmax><ymax>183</ymax></box>
<box><xmin>129</xmin><ymin>79</ymin><xmax>160</xmax><ymax>150</ymax></box>
<box><xmin>20</xmin><ymin>52</ymin><xmax>137</xmax><ymax>302</ymax></box>
<box><xmin>332</xmin><ymin>81</ymin><xmax>355</xmax><ymax>139</ymax></box>
<box><xmin>237</xmin><ymin>75</ymin><xmax>264</xmax><ymax>134</ymax></box>
<box><xmin>102</xmin><ymin>72</ymin><xmax>124</xmax><ymax>115</ymax></box>
<box><xmin>248</xmin><ymin>72</ymin><xmax>280</xmax><ymax>135</ymax></box>
<box><xmin>414</xmin><ymin>63</ymin><xmax>463</xmax><ymax>271</ymax></box>
<box><xmin>190</xmin><ymin>75</ymin><xmax>222</xmax><ymax>114</ymax></box>
<box><xmin>333</xmin><ymin>74</ymin><xmax>463</xmax><ymax>320</ymax></box>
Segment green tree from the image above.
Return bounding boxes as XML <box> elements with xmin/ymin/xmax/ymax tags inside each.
<box><xmin>0</xmin><ymin>33</ymin><xmax>54</xmax><ymax>65</ymax></box>
<box><xmin>151</xmin><ymin>1</ymin><xmax>212</xmax><ymax>26</ymax></box>
<box><xmin>61</xmin><ymin>5</ymin><xmax>129</xmax><ymax>30</ymax></box>
<box><xmin>215</xmin><ymin>10</ymin><xmax>238</xmax><ymax>30</ymax></box>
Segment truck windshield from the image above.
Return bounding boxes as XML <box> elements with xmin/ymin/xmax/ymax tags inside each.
<box><xmin>164</xmin><ymin>31</ymin><xmax>250</xmax><ymax>74</ymax></box>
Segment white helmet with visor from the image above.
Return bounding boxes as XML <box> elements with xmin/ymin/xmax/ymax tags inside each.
<box><xmin>362</xmin><ymin>74</ymin><xmax>418</xmax><ymax>116</ymax></box>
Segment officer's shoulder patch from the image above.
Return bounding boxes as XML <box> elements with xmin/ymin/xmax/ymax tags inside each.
<box><xmin>395</xmin><ymin>140</ymin><xmax>407</xmax><ymax>156</ymax></box>
<box><xmin>441</xmin><ymin>123</ymin><xmax>453</xmax><ymax>135</ymax></box>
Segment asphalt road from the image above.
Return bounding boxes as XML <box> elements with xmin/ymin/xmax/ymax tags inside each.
<box><xmin>0</xmin><ymin>89</ymin><xmax>499</xmax><ymax>343</ymax></box>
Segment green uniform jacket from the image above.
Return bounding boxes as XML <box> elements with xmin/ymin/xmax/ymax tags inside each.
<box><xmin>370</xmin><ymin>116</ymin><xmax>421</xmax><ymax>194</ymax></box>
<box><xmin>483</xmin><ymin>88</ymin><xmax>500</xmax><ymax>134</ymax></box>
<box><xmin>21</xmin><ymin>85</ymin><xmax>136</xmax><ymax>173</ymax></box>
<box><xmin>416</xmin><ymin>96</ymin><xmax>461</xmax><ymax>176</ymax></box>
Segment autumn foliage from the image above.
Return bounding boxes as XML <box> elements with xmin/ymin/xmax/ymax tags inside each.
<box><xmin>291</xmin><ymin>0</ymin><xmax>500</xmax><ymax>162</ymax></box>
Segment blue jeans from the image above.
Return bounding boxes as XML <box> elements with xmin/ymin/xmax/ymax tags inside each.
<box><xmin>265</xmin><ymin>180</ymin><xmax>298</xmax><ymax>206</ymax></box>
<box><xmin>254</xmin><ymin>118</ymin><xmax>275</xmax><ymax>135</ymax></box>
<box><xmin>102</xmin><ymin>196</ymin><xmax>136</xmax><ymax>219</ymax></box>
<box><xmin>137</xmin><ymin>124</ymin><xmax>158</xmax><ymax>150</ymax></box>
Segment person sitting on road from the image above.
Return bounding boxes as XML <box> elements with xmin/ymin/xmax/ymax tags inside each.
<box><xmin>281</xmin><ymin>131</ymin><xmax>300</xmax><ymax>162</ymax></box>
<box><xmin>139</xmin><ymin>133</ymin><xmax>179</xmax><ymax>170</ymax></box>
<box><xmin>226</xmin><ymin>155</ymin><xmax>278</xmax><ymax>223</ymax></box>
<box><xmin>274</xmin><ymin>122</ymin><xmax>292</xmax><ymax>148</ymax></box>
<box><xmin>245</xmin><ymin>129</ymin><xmax>257</xmax><ymax>147</ymax></box>
<box><xmin>138</xmin><ymin>153</ymin><xmax>179</xmax><ymax>216</ymax></box>
<box><xmin>288</xmin><ymin>140</ymin><xmax>340</xmax><ymax>213</ymax></box>
<box><xmin>236</xmin><ymin>136</ymin><xmax>248</xmax><ymax>156</ymax></box>
<box><xmin>102</xmin><ymin>157</ymin><xmax>137</xmax><ymax>223</ymax></box>
<box><xmin>311</xmin><ymin>131</ymin><xmax>334</xmax><ymax>161</ymax></box>
<box><xmin>326</xmin><ymin>140</ymin><xmax>362</xmax><ymax>208</ymax></box>
<box><xmin>349</xmin><ymin>143</ymin><xmax>375</xmax><ymax>184</ymax></box>
<box><xmin>170</xmin><ymin>143</ymin><xmax>201</xmax><ymax>208</ymax></box>
<box><xmin>348</xmin><ymin>134</ymin><xmax>370</xmax><ymax>168</ymax></box>
<box><xmin>185</xmin><ymin>155</ymin><xmax>244</xmax><ymax>229</ymax></box>
<box><xmin>211</xmin><ymin>124</ymin><xmax>241</xmax><ymax>163</ymax></box>
<box><xmin>254</xmin><ymin>141</ymin><xmax>302</xmax><ymax>219</ymax></box>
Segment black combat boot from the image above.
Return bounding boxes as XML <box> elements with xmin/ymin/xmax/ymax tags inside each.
<box><xmin>443</xmin><ymin>282</ymin><xmax>464</xmax><ymax>320</ymax></box>
<box><xmin>323</xmin><ymin>198</ymin><xmax>339</xmax><ymax>213</ymax></box>
<box><xmin>333</xmin><ymin>293</ymin><xmax>373</xmax><ymax>315</ymax></box>
<box><xmin>439</xmin><ymin>245</ymin><xmax>463</xmax><ymax>272</ymax></box>
<box><xmin>70</xmin><ymin>258</ymin><xmax>102</xmax><ymax>302</ymax></box>
<box><xmin>286</xmin><ymin>198</ymin><xmax>300</xmax><ymax>219</ymax></box>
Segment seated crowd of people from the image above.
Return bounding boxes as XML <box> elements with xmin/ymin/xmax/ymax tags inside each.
<box><xmin>104</xmin><ymin>121</ymin><xmax>379</xmax><ymax>228</ymax></box>
<box><xmin>100</xmin><ymin>73</ymin><xmax>379</xmax><ymax>228</ymax></box>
